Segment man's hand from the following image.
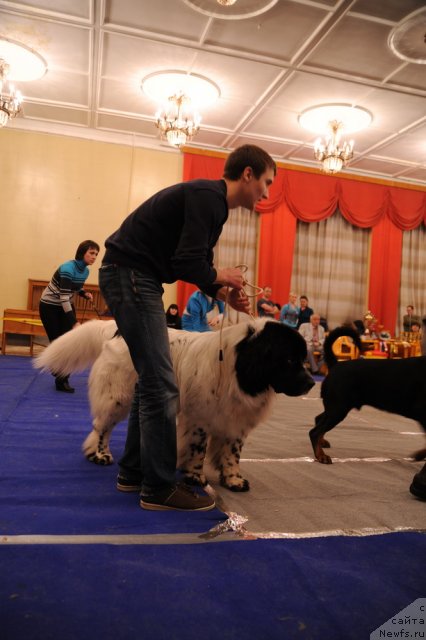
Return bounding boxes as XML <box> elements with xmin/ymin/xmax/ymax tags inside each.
<box><xmin>84</xmin><ymin>292</ymin><xmax>93</xmax><ymax>301</ymax></box>
<box><xmin>227</xmin><ymin>288</ymin><xmax>251</xmax><ymax>314</ymax></box>
<box><xmin>214</xmin><ymin>267</ymin><xmax>244</xmax><ymax>290</ymax></box>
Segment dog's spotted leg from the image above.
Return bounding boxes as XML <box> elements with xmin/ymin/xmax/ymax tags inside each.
<box><xmin>82</xmin><ymin>417</ymin><xmax>115</xmax><ymax>465</ymax></box>
<box><xmin>178</xmin><ymin>425</ymin><xmax>208</xmax><ymax>487</ymax></box>
<box><xmin>209</xmin><ymin>435</ymin><xmax>249</xmax><ymax>492</ymax></box>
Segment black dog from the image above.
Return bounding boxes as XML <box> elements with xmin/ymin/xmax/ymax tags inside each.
<box><xmin>309</xmin><ymin>327</ymin><xmax>426</xmax><ymax>464</ymax></box>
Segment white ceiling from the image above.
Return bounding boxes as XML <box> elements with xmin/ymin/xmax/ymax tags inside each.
<box><xmin>1</xmin><ymin>0</ymin><xmax>426</xmax><ymax>185</ymax></box>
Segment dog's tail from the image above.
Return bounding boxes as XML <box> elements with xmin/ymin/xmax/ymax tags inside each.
<box><xmin>34</xmin><ymin>319</ymin><xmax>118</xmax><ymax>376</ymax></box>
<box><xmin>323</xmin><ymin>326</ymin><xmax>363</xmax><ymax>369</ymax></box>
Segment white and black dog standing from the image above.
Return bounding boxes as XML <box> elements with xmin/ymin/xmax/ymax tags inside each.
<box><xmin>35</xmin><ymin>318</ymin><xmax>314</xmax><ymax>491</ymax></box>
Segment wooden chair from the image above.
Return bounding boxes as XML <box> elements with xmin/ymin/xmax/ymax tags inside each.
<box><xmin>398</xmin><ymin>332</ymin><xmax>422</xmax><ymax>357</ymax></box>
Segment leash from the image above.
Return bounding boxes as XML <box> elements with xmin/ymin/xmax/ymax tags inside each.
<box><xmin>80</xmin><ymin>298</ymin><xmax>102</xmax><ymax>321</ymax></box>
<box><xmin>89</xmin><ymin>300</ymin><xmax>102</xmax><ymax>318</ymax></box>
<box><xmin>218</xmin><ymin>264</ymin><xmax>263</xmax><ymax>358</ymax></box>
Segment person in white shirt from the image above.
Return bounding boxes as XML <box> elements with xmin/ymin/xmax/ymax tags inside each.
<box><xmin>299</xmin><ymin>313</ymin><xmax>325</xmax><ymax>374</ymax></box>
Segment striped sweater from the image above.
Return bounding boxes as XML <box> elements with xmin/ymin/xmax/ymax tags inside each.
<box><xmin>40</xmin><ymin>259</ymin><xmax>89</xmax><ymax>321</ymax></box>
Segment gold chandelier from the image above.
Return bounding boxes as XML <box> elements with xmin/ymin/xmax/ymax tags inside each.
<box><xmin>314</xmin><ymin>120</ymin><xmax>354</xmax><ymax>174</ymax></box>
<box><xmin>0</xmin><ymin>38</ymin><xmax>47</xmax><ymax>128</ymax></box>
<box><xmin>155</xmin><ymin>92</ymin><xmax>201</xmax><ymax>148</ymax></box>
<box><xmin>0</xmin><ymin>59</ymin><xmax>23</xmax><ymax>127</ymax></box>
<box><xmin>142</xmin><ymin>71</ymin><xmax>220</xmax><ymax>148</ymax></box>
<box><xmin>298</xmin><ymin>104</ymin><xmax>372</xmax><ymax>175</ymax></box>
<box><xmin>216</xmin><ymin>0</ymin><xmax>238</xmax><ymax>5</ymax></box>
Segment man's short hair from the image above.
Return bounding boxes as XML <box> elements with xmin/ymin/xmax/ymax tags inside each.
<box><xmin>223</xmin><ymin>144</ymin><xmax>276</xmax><ymax>180</ymax></box>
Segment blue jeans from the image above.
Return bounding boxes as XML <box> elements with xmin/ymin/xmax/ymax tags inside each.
<box><xmin>99</xmin><ymin>264</ymin><xmax>179</xmax><ymax>495</ymax></box>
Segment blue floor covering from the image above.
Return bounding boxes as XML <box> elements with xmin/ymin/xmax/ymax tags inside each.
<box><xmin>0</xmin><ymin>355</ymin><xmax>425</xmax><ymax>640</ymax></box>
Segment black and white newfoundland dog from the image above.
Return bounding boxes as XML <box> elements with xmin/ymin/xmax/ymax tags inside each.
<box><xmin>35</xmin><ymin>318</ymin><xmax>314</xmax><ymax>491</ymax></box>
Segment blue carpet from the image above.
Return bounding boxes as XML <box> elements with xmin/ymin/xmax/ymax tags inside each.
<box><xmin>1</xmin><ymin>533</ymin><xmax>425</xmax><ymax>640</ymax></box>
<box><xmin>0</xmin><ymin>356</ymin><xmax>225</xmax><ymax>535</ymax></box>
<box><xmin>1</xmin><ymin>356</ymin><xmax>425</xmax><ymax>640</ymax></box>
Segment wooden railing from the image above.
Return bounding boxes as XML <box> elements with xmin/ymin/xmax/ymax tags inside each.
<box><xmin>27</xmin><ymin>279</ymin><xmax>107</xmax><ymax>314</ymax></box>
<box><xmin>1</xmin><ymin>279</ymin><xmax>109</xmax><ymax>356</ymax></box>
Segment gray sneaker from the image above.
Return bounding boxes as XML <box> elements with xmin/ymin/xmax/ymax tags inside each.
<box><xmin>140</xmin><ymin>483</ymin><xmax>215</xmax><ymax>511</ymax></box>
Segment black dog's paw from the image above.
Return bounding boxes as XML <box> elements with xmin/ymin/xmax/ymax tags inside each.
<box><xmin>412</xmin><ymin>448</ymin><xmax>426</xmax><ymax>461</ymax></box>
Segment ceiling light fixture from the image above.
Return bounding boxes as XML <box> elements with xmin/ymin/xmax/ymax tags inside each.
<box><xmin>155</xmin><ymin>92</ymin><xmax>201</xmax><ymax>148</ymax></box>
<box><xmin>0</xmin><ymin>59</ymin><xmax>22</xmax><ymax>127</ymax></box>
<box><xmin>298</xmin><ymin>104</ymin><xmax>372</xmax><ymax>174</ymax></box>
<box><xmin>313</xmin><ymin>120</ymin><xmax>354</xmax><ymax>174</ymax></box>
<box><xmin>0</xmin><ymin>37</ymin><xmax>47</xmax><ymax>127</ymax></box>
<box><xmin>182</xmin><ymin>0</ymin><xmax>278</xmax><ymax>20</ymax></box>
<box><xmin>142</xmin><ymin>71</ymin><xmax>220</xmax><ymax>148</ymax></box>
<box><xmin>388</xmin><ymin>7</ymin><xmax>426</xmax><ymax>64</ymax></box>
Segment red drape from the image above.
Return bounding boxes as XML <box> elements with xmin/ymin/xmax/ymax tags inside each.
<box><xmin>177</xmin><ymin>153</ymin><xmax>227</xmax><ymax>313</ymax></box>
<box><xmin>179</xmin><ymin>151</ymin><xmax>426</xmax><ymax>333</ymax></box>
<box><xmin>368</xmin><ymin>216</ymin><xmax>403</xmax><ymax>332</ymax></box>
<box><xmin>257</xmin><ymin>199</ymin><xmax>297</xmax><ymax>309</ymax></box>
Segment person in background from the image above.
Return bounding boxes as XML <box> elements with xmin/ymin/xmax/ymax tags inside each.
<box><xmin>410</xmin><ymin>321</ymin><xmax>421</xmax><ymax>334</ymax></box>
<box><xmin>98</xmin><ymin>144</ymin><xmax>275</xmax><ymax>512</ymax></box>
<box><xmin>297</xmin><ymin>295</ymin><xmax>314</xmax><ymax>328</ymax></box>
<box><xmin>280</xmin><ymin>292</ymin><xmax>300</xmax><ymax>329</ymax></box>
<box><xmin>165</xmin><ymin>304</ymin><xmax>181</xmax><ymax>329</ymax></box>
<box><xmin>181</xmin><ymin>290</ymin><xmax>225</xmax><ymax>332</ymax></box>
<box><xmin>256</xmin><ymin>286</ymin><xmax>280</xmax><ymax>318</ymax></box>
<box><xmin>39</xmin><ymin>239</ymin><xmax>100</xmax><ymax>393</ymax></box>
<box><xmin>403</xmin><ymin>305</ymin><xmax>421</xmax><ymax>332</ymax></box>
<box><xmin>299</xmin><ymin>313</ymin><xmax>325</xmax><ymax>375</ymax></box>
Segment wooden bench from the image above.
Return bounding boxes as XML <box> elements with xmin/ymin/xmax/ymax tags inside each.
<box><xmin>1</xmin><ymin>307</ymin><xmax>105</xmax><ymax>356</ymax></box>
<box><xmin>2</xmin><ymin>309</ymin><xmax>47</xmax><ymax>356</ymax></box>
<box><xmin>1</xmin><ymin>279</ymin><xmax>109</xmax><ymax>356</ymax></box>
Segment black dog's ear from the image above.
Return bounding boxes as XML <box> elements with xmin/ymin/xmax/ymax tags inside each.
<box><xmin>234</xmin><ymin>322</ymin><xmax>304</xmax><ymax>396</ymax></box>
<box><xmin>235</xmin><ymin>324</ymin><xmax>273</xmax><ymax>396</ymax></box>
<box><xmin>259</xmin><ymin>321</ymin><xmax>307</xmax><ymax>359</ymax></box>
<box><xmin>235</xmin><ymin>321</ymin><xmax>309</xmax><ymax>397</ymax></box>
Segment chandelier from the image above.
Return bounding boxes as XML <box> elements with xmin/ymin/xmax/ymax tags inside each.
<box><xmin>298</xmin><ymin>104</ymin><xmax>372</xmax><ymax>175</ymax></box>
<box><xmin>142</xmin><ymin>71</ymin><xmax>220</xmax><ymax>148</ymax></box>
<box><xmin>155</xmin><ymin>92</ymin><xmax>201</xmax><ymax>148</ymax></box>
<box><xmin>0</xmin><ymin>59</ymin><xmax>23</xmax><ymax>127</ymax></box>
<box><xmin>313</xmin><ymin>120</ymin><xmax>354</xmax><ymax>174</ymax></box>
<box><xmin>216</xmin><ymin>0</ymin><xmax>238</xmax><ymax>5</ymax></box>
<box><xmin>0</xmin><ymin>38</ymin><xmax>47</xmax><ymax>128</ymax></box>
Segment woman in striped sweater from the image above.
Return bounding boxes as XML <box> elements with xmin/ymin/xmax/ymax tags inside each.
<box><xmin>39</xmin><ymin>239</ymin><xmax>100</xmax><ymax>393</ymax></box>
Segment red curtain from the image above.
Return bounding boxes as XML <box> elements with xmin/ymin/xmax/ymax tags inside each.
<box><xmin>177</xmin><ymin>153</ymin><xmax>227</xmax><ymax>312</ymax></box>
<box><xmin>257</xmin><ymin>199</ymin><xmax>297</xmax><ymax>309</ymax></box>
<box><xmin>368</xmin><ymin>216</ymin><xmax>403</xmax><ymax>332</ymax></box>
<box><xmin>179</xmin><ymin>151</ymin><xmax>426</xmax><ymax>333</ymax></box>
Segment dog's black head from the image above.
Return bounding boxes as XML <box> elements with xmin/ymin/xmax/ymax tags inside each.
<box><xmin>235</xmin><ymin>321</ymin><xmax>314</xmax><ymax>397</ymax></box>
